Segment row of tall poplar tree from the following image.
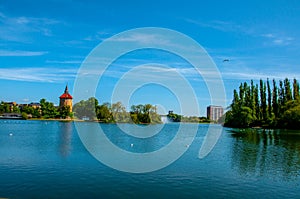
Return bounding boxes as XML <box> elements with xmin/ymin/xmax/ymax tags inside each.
<box><xmin>224</xmin><ymin>78</ymin><xmax>300</xmax><ymax>129</ymax></box>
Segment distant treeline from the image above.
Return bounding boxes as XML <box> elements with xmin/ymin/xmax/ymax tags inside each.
<box><xmin>73</xmin><ymin>97</ymin><xmax>161</xmax><ymax>124</ymax></box>
<box><xmin>167</xmin><ymin>111</ymin><xmax>210</xmax><ymax>123</ymax></box>
<box><xmin>73</xmin><ymin>98</ymin><xmax>211</xmax><ymax>124</ymax></box>
<box><xmin>224</xmin><ymin>78</ymin><xmax>300</xmax><ymax>129</ymax></box>
<box><xmin>0</xmin><ymin>99</ymin><xmax>72</xmax><ymax>119</ymax></box>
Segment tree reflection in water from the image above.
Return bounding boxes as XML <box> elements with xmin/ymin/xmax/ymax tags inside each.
<box><xmin>229</xmin><ymin>128</ymin><xmax>300</xmax><ymax>181</ymax></box>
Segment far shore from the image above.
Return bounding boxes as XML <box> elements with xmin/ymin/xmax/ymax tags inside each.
<box><xmin>28</xmin><ymin>118</ymin><xmax>84</xmax><ymax>122</ymax></box>
<box><xmin>3</xmin><ymin>117</ymin><xmax>214</xmax><ymax>124</ymax></box>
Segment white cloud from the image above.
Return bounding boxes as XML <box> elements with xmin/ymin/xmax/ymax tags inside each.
<box><xmin>0</xmin><ymin>50</ymin><xmax>48</xmax><ymax>56</ymax></box>
<box><xmin>0</xmin><ymin>67</ymin><xmax>77</xmax><ymax>82</ymax></box>
<box><xmin>0</xmin><ymin>11</ymin><xmax>61</xmax><ymax>42</ymax></box>
<box><xmin>111</xmin><ymin>33</ymin><xmax>172</xmax><ymax>46</ymax></box>
<box><xmin>261</xmin><ymin>33</ymin><xmax>275</xmax><ymax>38</ymax></box>
<box><xmin>46</xmin><ymin>60</ymin><xmax>82</xmax><ymax>64</ymax></box>
<box><xmin>22</xmin><ymin>98</ymin><xmax>30</xmax><ymax>102</ymax></box>
<box><xmin>84</xmin><ymin>30</ymin><xmax>113</xmax><ymax>42</ymax></box>
<box><xmin>186</xmin><ymin>19</ymin><xmax>255</xmax><ymax>35</ymax></box>
<box><xmin>188</xmin><ymin>19</ymin><xmax>295</xmax><ymax>47</ymax></box>
<box><xmin>261</xmin><ymin>33</ymin><xmax>294</xmax><ymax>46</ymax></box>
<box><xmin>221</xmin><ymin>69</ymin><xmax>300</xmax><ymax>81</ymax></box>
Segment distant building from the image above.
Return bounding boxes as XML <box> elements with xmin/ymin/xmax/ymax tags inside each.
<box><xmin>18</xmin><ymin>102</ymin><xmax>41</xmax><ymax>113</ymax></box>
<box><xmin>29</xmin><ymin>102</ymin><xmax>41</xmax><ymax>109</ymax></box>
<box><xmin>5</xmin><ymin>102</ymin><xmax>17</xmax><ymax>112</ymax></box>
<box><xmin>59</xmin><ymin>85</ymin><xmax>73</xmax><ymax>112</ymax></box>
<box><xmin>207</xmin><ymin>105</ymin><xmax>224</xmax><ymax>122</ymax></box>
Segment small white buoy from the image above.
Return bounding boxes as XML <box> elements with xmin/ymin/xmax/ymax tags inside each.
<box><xmin>9</xmin><ymin>133</ymin><xmax>13</xmax><ymax>136</ymax></box>
<box><xmin>185</xmin><ymin>144</ymin><xmax>189</xmax><ymax>147</ymax></box>
<box><xmin>130</xmin><ymin>143</ymin><xmax>134</xmax><ymax>147</ymax></box>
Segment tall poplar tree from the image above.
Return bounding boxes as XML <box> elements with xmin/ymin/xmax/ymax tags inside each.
<box><xmin>278</xmin><ymin>80</ymin><xmax>285</xmax><ymax>112</ymax></box>
<box><xmin>260</xmin><ymin>79</ymin><xmax>267</xmax><ymax>121</ymax></box>
<box><xmin>267</xmin><ymin>78</ymin><xmax>272</xmax><ymax>118</ymax></box>
<box><xmin>284</xmin><ymin>78</ymin><xmax>292</xmax><ymax>102</ymax></box>
<box><xmin>272</xmin><ymin>79</ymin><xmax>279</xmax><ymax>118</ymax></box>
<box><xmin>250</xmin><ymin>80</ymin><xmax>256</xmax><ymax>119</ymax></box>
<box><xmin>293</xmin><ymin>78</ymin><xmax>299</xmax><ymax>101</ymax></box>
<box><xmin>225</xmin><ymin>78</ymin><xmax>300</xmax><ymax>129</ymax></box>
<box><xmin>254</xmin><ymin>84</ymin><xmax>260</xmax><ymax>121</ymax></box>
<box><xmin>239</xmin><ymin>83</ymin><xmax>245</xmax><ymax>105</ymax></box>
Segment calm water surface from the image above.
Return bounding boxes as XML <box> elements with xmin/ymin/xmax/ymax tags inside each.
<box><xmin>0</xmin><ymin>120</ymin><xmax>300</xmax><ymax>198</ymax></box>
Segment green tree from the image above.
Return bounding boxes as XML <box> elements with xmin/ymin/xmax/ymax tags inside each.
<box><xmin>232</xmin><ymin>89</ymin><xmax>240</xmax><ymax>112</ymax></box>
<box><xmin>267</xmin><ymin>78</ymin><xmax>272</xmax><ymax>119</ymax></box>
<box><xmin>272</xmin><ymin>79</ymin><xmax>279</xmax><ymax>119</ymax></box>
<box><xmin>40</xmin><ymin>98</ymin><xmax>59</xmax><ymax>118</ymax></box>
<box><xmin>59</xmin><ymin>105</ymin><xmax>71</xmax><ymax>119</ymax></box>
<box><xmin>0</xmin><ymin>102</ymin><xmax>11</xmax><ymax>113</ymax></box>
<box><xmin>97</xmin><ymin>103</ymin><xmax>112</xmax><ymax>123</ymax></box>
<box><xmin>293</xmin><ymin>78</ymin><xmax>299</xmax><ymax>100</ymax></box>
<box><xmin>239</xmin><ymin>83</ymin><xmax>245</xmax><ymax>105</ymax></box>
<box><xmin>21</xmin><ymin>112</ymin><xmax>28</xmax><ymax>119</ymax></box>
<box><xmin>254</xmin><ymin>84</ymin><xmax>260</xmax><ymax>121</ymax></box>
<box><xmin>73</xmin><ymin>97</ymin><xmax>98</xmax><ymax>120</ymax></box>
<box><xmin>278</xmin><ymin>80</ymin><xmax>285</xmax><ymax>112</ymax></box>
<box><xmin>250</xmin><ymin>80</ymin><xmax>256</xmax><ymax>119</ymax></box>
<box><xmin>225</xmin><ymin>78</ymin><xmax>300</xmax><ymax>129</ymax></box>
<box><xmin>260</xmin><ymin>79</ymin><xmax>267</xmax><ymax>121</ymax></box>
<box><xmin>21</xmin><ymin>106</ymin><xmax>41</xmax><ymax>118</ymax></box>
<box><xmin>111</xmin><ymin>101</ymin><xmax>129</xmax><ymax>122</ymax></box>
<box><xmin>284</xmin><ymin>78</ymin><xmax>292</xmax><ymax>102</ymax></box>
<box><xmin>280</xmin><ymin>101</ymin><xmax>300</xmax><ymax>129</ymax></box>
<box><xmin>12</xmin><ymin>105</ymin><xmax>20</xmax><ymax>113</ymax></box>
<box><xmin>167</xmin><ymin>112</ymin><xmax>182</xmax><ymax>122</ymax></box>
<box><xmin>130</xmin><ymin>104</ymin><xmax>161</xmax><ymax>124</ymax></box>
<box><xmin>244</xmin><ymin>82</ymin><xmax>251</xmax><ymax>107</ymax></box>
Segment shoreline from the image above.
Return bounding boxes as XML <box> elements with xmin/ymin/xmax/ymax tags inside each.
<box><xmin>1</xmin><ymin>117</ymin><xmax>217</xmax><ymax>124</ymax></box>
<box><xmin>2</xmin><ymin>118</ymin><xmax>299</xmax><ymax>129</ymax></box>
<box><xmin>28</xmin><ymin>118</ymin><xmax>84</xmax><ymax>122</ymax></box>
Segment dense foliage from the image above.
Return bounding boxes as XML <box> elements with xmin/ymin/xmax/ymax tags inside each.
<box><xmin>167</xmin><ymin>112</ymin><xmax>182</xmax><ymax>122</ymax></box>
<box><xmin>224</xmin><ymin>78</ymin><xmax>300</xmax><ymax>129</ymax></box>
<box><xmin>130</xmin><ymin>104</ymin><xmax>161</xmax><ymax>124</ymax></box>
<box><xmin>73</xmin><ymin>97</ymin><xmax>162</xmax><ymax>124</ymax></box>
<box><xmin>0</xmin><ymin>102</ymin><xmax>20</xmax><ymax>114</ymax></box>
<box><xmin>0</xmin><ymin>99</ymin><xmax>72</xmax><ymax>119</ymax></box>
<box><xmin>167</xmin><ymin>112</ymin><xmax>211</xmax><ymax>123</ymax></box>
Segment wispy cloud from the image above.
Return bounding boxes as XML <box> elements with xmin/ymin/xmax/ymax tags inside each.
<box><xmin>0</xmin><ymin>11</ymin><xmax>61</xmax><ymax>42</ymax></box>
<box><xmin>187</xmin><ymin>19</ymin><xmax>295</xmax><ymax>47</ymax></box>
<box><xmin>186</xmin><ymin>19</ymin><xmax>255</xmax><ymax>35</ymax></box>
<box><xmin>204</xmin><ymin>51</ymin><xmax>300</xmax><ymax>81</ymax></box>
<box><xmin>0</xmin><ymin>67</ymin><xmax>77</xmax><ymax>82</ymax></box>
<box><xmin>111</xmin><ymin>33</ymin><xmax>172</xmax><ymax>45</ymax></box>
<box><xmin>0</xmin><ymin>50</ymin><xmax>48</xmax><ymax>56</ymax></box>
<box><xmin>261</xmin><ymin>33</ymin><xmax>294</xmax><ymax>46</ymax></box>
<box><xmin>221</xmin><ymin>71</ymin><xmax>300</xmax><ymax>81</ymax></box>
<box><xmin>84</xmin><ymin>30</ymin><xmax>113</xmax><ymax>42</ymax></box>
<box><xmin>78</xmin><ymin>62</ymin><xmax>221</xmax><ymax>84</ymax></box>
<box><xmin>46</xmin><ymin>60</ymin><xmax>82</xmax><ymax>64</ymax></box>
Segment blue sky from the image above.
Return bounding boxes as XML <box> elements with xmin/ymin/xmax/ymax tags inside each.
<box><xmin>0</xmin><ymin>0</ymin><xmax>300</xmax><ymax>116</ymax></box>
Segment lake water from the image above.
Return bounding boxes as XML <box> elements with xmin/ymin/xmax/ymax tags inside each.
<box><xmin>0</xmin><ymin>120</ymin><xmax>300</xmax><ymax>198</ymax></box>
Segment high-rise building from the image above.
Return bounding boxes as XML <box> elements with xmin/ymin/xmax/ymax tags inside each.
<box><xmin>59</xmin><ymin>85</ymin><xmax>73</xmax><ymax>112</ymax></box>
<box><xmin>207</xmin><ymin>105</ymin><xmax>224</xmax><ymax>122</ymax></box>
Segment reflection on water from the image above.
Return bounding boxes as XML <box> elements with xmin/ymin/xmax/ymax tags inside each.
<box><xmin>1</xmin><ymin>120</ymin><xmax>300</xmax><ymax>198</ymax></box>
<box><xmin>58</xmin><ymin>122</ymin><xmax>73</xmax><ymax>157</ymax></box>
<box><xmin>229</xmin><ymin>129</ymin><xmax>300</xmax><ymax>180</ymax></box>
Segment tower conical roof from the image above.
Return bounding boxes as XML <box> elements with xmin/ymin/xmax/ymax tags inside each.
<box><xmin>59</xmin><ymin>85</ymin><xmax>73</xmax><ymax>99</ymax></box>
